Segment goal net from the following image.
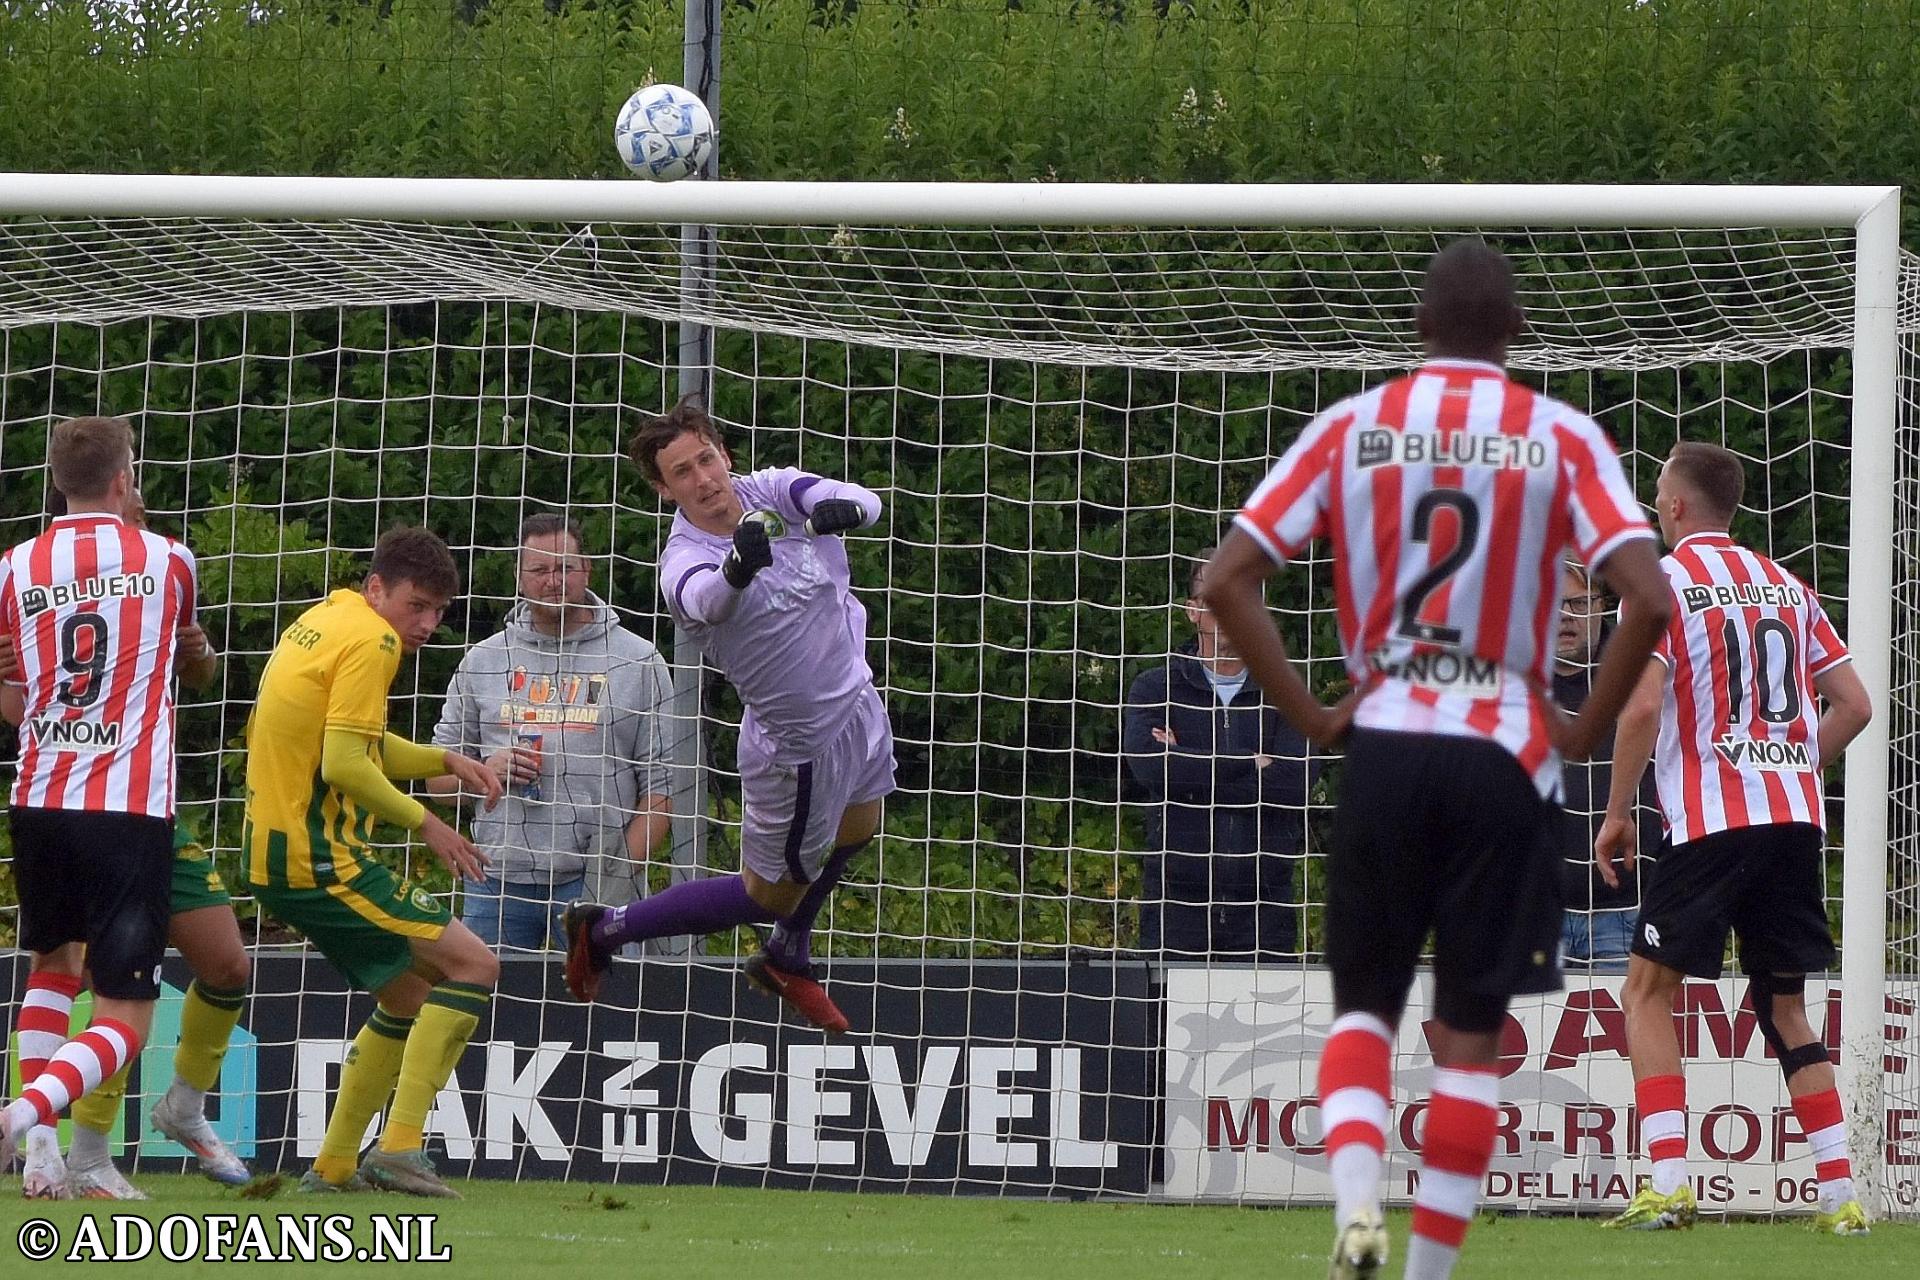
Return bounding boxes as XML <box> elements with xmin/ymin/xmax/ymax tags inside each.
<box><xmin>0</xmin><ymin>177</ymin><xmax>1913</xmax><ymax>1217</ymax></box>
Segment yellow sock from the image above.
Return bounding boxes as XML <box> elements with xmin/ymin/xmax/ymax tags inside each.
<box><xmin>378</xmin><ymin>981</ymin><xmax>487</xmax><ymax>1155</ymax></box>
<box><xmin>175</xmin><ymin>981</ymin><xmax>246</xmax><ymax>1092</ymax></box>
<box><xmin>312</xmin><ymin>1006</ymin><xmax>412</xmax><ymax>1185</ymax></box>
<box><xmin>68</xmin><ymin>1060</ymin><xmax>130</xmax><ymax>1136</ymax></box>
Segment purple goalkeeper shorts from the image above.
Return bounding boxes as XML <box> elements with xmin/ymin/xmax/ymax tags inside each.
<box><xmin>739</xmin><ymin>685</ymin><xmax>896</xmax><ymax>884</ymax></box>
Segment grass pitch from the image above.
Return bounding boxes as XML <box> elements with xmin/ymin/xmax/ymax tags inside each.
<box><xmin>0</xmin><ymin>1176</ymin><xmax>1912</xmax><ymax>1278</ymax></box>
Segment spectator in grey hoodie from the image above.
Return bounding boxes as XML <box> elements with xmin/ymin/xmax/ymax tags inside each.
<box><xmin>427</xmin><ymin>514</ymin><xmax>675</xmax><ymax>950</ymax></box>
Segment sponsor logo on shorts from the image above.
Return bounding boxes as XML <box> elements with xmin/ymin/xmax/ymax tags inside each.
<box><xmin>1644</xmin><ymin>922</ymin><xmax>1662</xmax><ymax>948</ymax></box>
<box><xmin>19</xmin><ymin>572</ymin><xmax>158</xmax><ymax>618</ymax></box>
<box><xmin>1712</xmin><ymin>734</ymin><xmax>1812</xmax><ymax>772</ymax></box>
<box><xmin>1366</xmin><ymin>647</ymin><xmax>1504</xmax><ymax>697</ymax></box>
<box><xmin>1680</xmin><ymin>581</ymin><xmax>1804</xmax><ymax>613</ymax></box>
<box><xmin>23</xmin><ymin>714</ymin><xmax>122</xmax><ymax>753</ymax></box>
<box><xmin>1355</xmin><ymin>428</ymin><xmax>1550</xmax><ymax>471</ymax></box>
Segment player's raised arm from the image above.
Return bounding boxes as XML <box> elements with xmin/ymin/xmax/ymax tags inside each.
<box><xmin>662</xmin><ymin>531</ymin><xmax>767</xmax><ymax>626</ymax></box>
<box><xmin>766</xmin><ymin>469</ymin><xmax>883</xmax><ymax>536</ymax></box>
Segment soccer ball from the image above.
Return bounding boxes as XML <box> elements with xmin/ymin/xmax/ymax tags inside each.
<box><xmin>613</xmin><ymin>83</ymin><xmax>715</xmax><ymax>182</ymax></box>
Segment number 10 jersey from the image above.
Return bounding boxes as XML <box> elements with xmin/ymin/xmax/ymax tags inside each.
<box><xmin>1234</xmin><ymin>359</ymin><xmax>1652</xmax><ymax>800</ymax></box>
<box><xmin>1648</xmin><ymin>531</ymin><xmax>1848</xmax><ymax>842</ymax></box>
<box><xmin>0</xmin><ymin>512</ymin><xmax>197</xmax><ymax>817</ymax></box>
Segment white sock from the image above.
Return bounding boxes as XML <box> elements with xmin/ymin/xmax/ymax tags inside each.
<box><xmin>1651</xmin><ymin>1158</ymin><xmax>1688</xmax><ymax>1197</ymax></box>
<box><xmin>164</xmin><ymin>1077</ymin><xmax>209</xmax><ymax>1119</ymax></box>
<box><xmin>1329</xmin><ymin>1143</ymin><xmax>1383</xmax><ymax>1224</ymax></box>
<box><xmin>1818</xmin><ymin>1177</ymin><xmax>1858</xmax><ymax>1215</ymax></box>
<box><xmin>1403</xmin><ymin>1233</ymin><xmax>1460</xmax><ymax>1280</ymax></box>
<box><xmin>68</xmin><ymin>1123</ymin><xmax>112</xmax><ymax>1170</ymax></box>
<box><xmin>2</xmin><ymin>1098</ymin><xmax>43</xmax><ymax>1137</ymax></box>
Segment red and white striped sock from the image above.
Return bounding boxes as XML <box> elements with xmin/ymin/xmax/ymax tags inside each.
<box><xmin>1405</xmin><ymin>1066</ymin><xmax>1499</xmax><ymax>1280</ymax></box>
<box><xmin>1317</xmin><ymin>1011</ymin><xmax>1394</xmax><ymax>1225</ymax></box>
<box><xmin>13</xmin><ymin>972</ymin><xmax>83</xmax><ymax>1140</ymax></box>
<box><xmin>1637</xmin><ymin>1074</ymin><xmax>1688</xmax><ymax>1196</ymax></box>
<box><xmin>3</xmin><ymin>1019</ymin><xmax>140</xmax><ymax>1135</ymax></box>
<box><xmin>1791</xmin><ymin>1087</ymin><xmax>1856</xmax><ymax>1213</ymax></box>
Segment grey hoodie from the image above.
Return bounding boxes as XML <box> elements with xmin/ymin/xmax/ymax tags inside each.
<box><xmin>431</xmin><ymin>592</ymin><xmax>675</xmax><ymax>884</ymax></box>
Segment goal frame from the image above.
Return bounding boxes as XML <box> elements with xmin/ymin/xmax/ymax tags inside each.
<box><xmin>0</xmin><ymin>174</ymin><xmax>1901</xmax><ymax>1209</ymax></box>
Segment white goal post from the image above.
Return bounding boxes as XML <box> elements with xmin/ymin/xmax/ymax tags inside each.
<box><xmin>0</xmin><ymin>176</ymin><xmax>1910</xmax><ymax>1214</ymax></box>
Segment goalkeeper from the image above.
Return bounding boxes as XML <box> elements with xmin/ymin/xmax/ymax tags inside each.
<box><xmin>564</xmin><ymin>398</ymin><xmax>895</xmax><ymax>1035</ymax></box>
<box><xmin>242</xmin><ymin>526</ymin><xmax>504</xmax><ymax>1198</ymax></box>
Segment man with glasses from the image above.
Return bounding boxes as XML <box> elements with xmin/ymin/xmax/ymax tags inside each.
<box><xmin>1553</xmin><ymin>562</ymin><xmax>1660</xmax><ymax>967</ymax></box>
<box><xmin>425</xmin><ymin>514</ymin><xmax>674</xmax><ymax>950</ymax></box>
<box><xmin>1123</xmin><ymin>548</ymin><xmax>1317</xmax><ymax>962</ymax></box>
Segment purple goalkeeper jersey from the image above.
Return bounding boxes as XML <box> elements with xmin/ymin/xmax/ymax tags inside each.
<box><xmin>659</xmin><ymin>467</ymin><xmax>884</xmax><ymax>764</ymax></box>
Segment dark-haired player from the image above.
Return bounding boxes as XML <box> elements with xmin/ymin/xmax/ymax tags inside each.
<box><xmin>1204</xmin><ymin>241</ymin><xmax>1670</xmax><ymax>1278</ymax></box>
<box><xmin>242</xmin><ymin>526</ymin><xmax>504</xmax><ymax>1197</ymax></box>
<box><xmin>563</xmin><ymin>399</ymin><xmax>895</xmax><ymax>1036</ymax></box>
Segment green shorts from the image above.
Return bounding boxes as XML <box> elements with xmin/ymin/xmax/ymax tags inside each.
<box><xmin>245</xmin><ymin>860</ymin><xmax>451</xmax><ymax>993</ymax></box>
<box><xmin>170</xmin><ymin>838</ymin><xmax>234</xmax><ymax>915</ymax></box>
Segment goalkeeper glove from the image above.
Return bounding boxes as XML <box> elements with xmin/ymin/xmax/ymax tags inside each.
<box><xmin>804</xmin><ymin>498</ymin><xmax>866</xmax><ymax>536</ymax></box>
<box><xmin>723</xmin><ymin>515</ymin><xmax>776</xmax><ymax>589</ymax></box>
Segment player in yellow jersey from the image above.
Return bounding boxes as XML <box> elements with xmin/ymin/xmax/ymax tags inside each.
<box><xmin>242</xmin><ymin>526</ymin><xmax>503</xmax><ymax>1198</ymax></box>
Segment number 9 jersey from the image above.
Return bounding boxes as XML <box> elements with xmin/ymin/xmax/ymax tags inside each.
<box><xmin>1233</xmin><ymin>358</ymin><xmax>1652</xmax><ymax>799</ymax></box>
<box><xmin>1649</xmin><ymin>532</ymin><xmax>1848</xmax><ymax>843</ymax></box>
<box><xmin>0</xmin><ymin>511</ymin><xmax>197</xmax><ymax>817</ymax></box>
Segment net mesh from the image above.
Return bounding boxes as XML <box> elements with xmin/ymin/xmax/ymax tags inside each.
<box><xmin>0</xmin><ymin>212</ymin><xmax>1915</xmax><ymax>1211</ymax></box>
<box><xmin>0</xmin><ymin>219</ymin><xmax>1870</xmax><ymax>370</ymax></box>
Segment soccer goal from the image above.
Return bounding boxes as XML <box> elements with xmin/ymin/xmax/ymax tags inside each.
<box><xmin>0</xmin><ymin>176</ymin><xmax>1912</xmax><ymax>1217</ymax></box>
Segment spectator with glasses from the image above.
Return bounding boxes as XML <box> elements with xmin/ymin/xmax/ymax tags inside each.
<box><xmin>1123</xmin><ymin>549</ymin><xmax>1318</xmax><ymax>962</ymax></box>
<box><xmin>1555</xmin><ymin>560</ymin><xmax>1661</xmax><ymax>967</ymax></box>
<box><xmin>425</xmin><ymin>514</ymin><xmax>674</xmax><ymax>950</ymax></box>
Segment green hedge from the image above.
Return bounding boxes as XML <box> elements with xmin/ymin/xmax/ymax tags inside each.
<box><xmin>2</xmin><ymin>1</ymin><xmax>1916</xmax><ymax>201</ymax></box>
<box><xmin>0</xmin><ymin>0</ymin><xmax>1899</xmax><ymax>954</ymax></box>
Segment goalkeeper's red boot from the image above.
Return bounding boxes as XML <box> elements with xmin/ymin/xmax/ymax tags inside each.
<box><xmin>744</xmin><ymin>953</ymin><xmax>849</xmax><ymax>1035</ymax></box>
<box><xmin>562</xmin><ymin>901</ymin><xmax>613</xmax><ymax>1003</ymax></box>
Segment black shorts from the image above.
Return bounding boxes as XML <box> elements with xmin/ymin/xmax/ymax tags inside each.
<box><xmin>1326</xmin><ymin>729</ymin><xmax>1564</xmax><ymax>1033</ymax></box>
<box><xmin>8</xmin><ymin>806</ymin><xmax>173</xmax><ymax>1000</ymax></box>
<box><xmin>1631</xmin><ymin>821</ymin><xmax>1833</xmax><ymax>980</ymax></box>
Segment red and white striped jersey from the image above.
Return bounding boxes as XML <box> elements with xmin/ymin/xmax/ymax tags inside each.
<box><xmin>0</xmin><ymin>513</ymin><xmax>197</xmax><ymax>818</ymax></box>
<box><xmin>1649</xmin><ymin>532</ymin><xmax>1846</xmax><ymax>842</ymax></box>
<box><xmin>1235</xmin><ymin>359</ymin><xmax>1652</xmax><ymax>799</ymax></box>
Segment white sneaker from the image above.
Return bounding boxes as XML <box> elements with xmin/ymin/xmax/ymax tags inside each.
<box><xmin>1328</xmin><ymin>1208</ymin><xmax>1389</xmax><ymax>1280</ymax></box>
<box><xmin>21</xmin><ymin>1129</ymin><xmax>69</xmax><ymax>1200</ymax></box>
<box><xmin>150</xmin><ymin>1093</ymin><xmax>251</xmax><ymax>1186</ymax></box>
<box><xmin>65</xmin><ymin>1161</ymin><xmax>149</xmax><ymax>1201</ymax></box>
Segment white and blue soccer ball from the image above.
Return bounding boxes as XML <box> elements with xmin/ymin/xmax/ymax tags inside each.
<box><xmin>613</xmin><ymin>82</ymin><xmax>715</xmax><ymax>182</ymax></box>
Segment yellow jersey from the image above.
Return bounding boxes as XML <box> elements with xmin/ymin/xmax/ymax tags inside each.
<box><xmin>242</xmin><ymin>589</ymin><xmax>403</xmax><ymax>889</ymax></box>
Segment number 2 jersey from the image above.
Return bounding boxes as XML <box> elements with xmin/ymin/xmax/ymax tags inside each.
<box><xmin>0</xmin><ymin>512</ymin><xmax>197</xmax><ymax>817</ymax></box>
<box><xmin>1649</xmin><ymin>532</ymin><xmax>1847</xmax><ymax>843</ymax></box>
<box><xmin>1234</xmin><ymin>358</ymin><xmax>1653</xmax><ymax>799</ymax></box>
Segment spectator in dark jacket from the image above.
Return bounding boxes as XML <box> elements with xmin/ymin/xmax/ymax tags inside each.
<box><xmin>1123</xmin><ymin>550</ymin><xmax>1318</xmax><ymax>961</ymax></box>
<box><xmin>1555</xmin><ymin>561</ymin><xmax>1662</xmax><ymax>968</ymax></box>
